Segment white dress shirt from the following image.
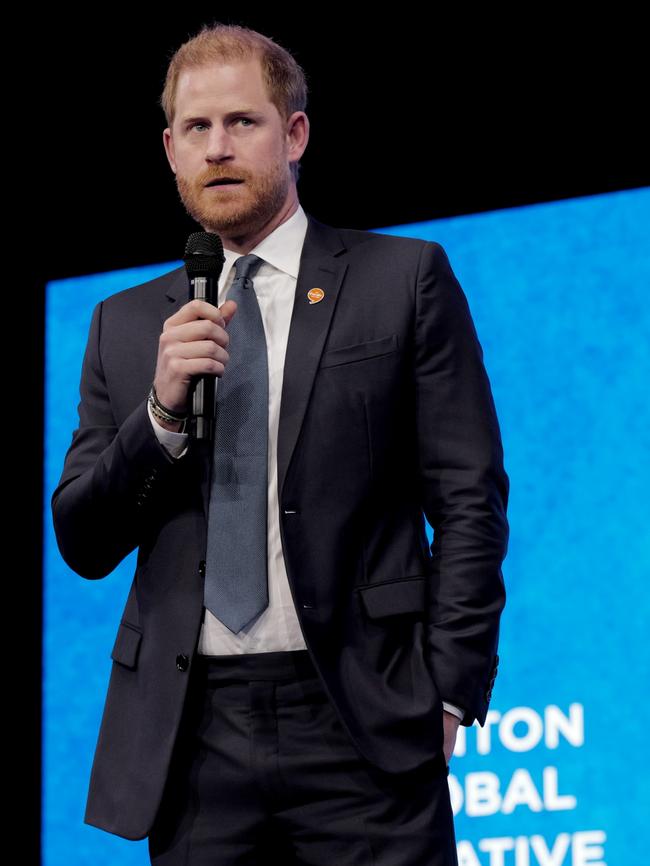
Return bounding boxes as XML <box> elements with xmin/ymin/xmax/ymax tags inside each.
<box><xmin>147</xmin><ymin>203</ymin><xmax>464</xmax><ymax>722</ymax></box>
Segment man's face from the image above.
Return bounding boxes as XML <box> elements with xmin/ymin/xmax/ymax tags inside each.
<box><xmin>163</xmin><ymin>58</ymin><xmax>306</xmax><ymax>239</ymax></box>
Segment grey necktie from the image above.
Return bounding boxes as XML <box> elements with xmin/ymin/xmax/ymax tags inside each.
<box><xmin>204</xmin><ymin>253</ymin><xmax>269</xmax><ymax>633</ymax></box>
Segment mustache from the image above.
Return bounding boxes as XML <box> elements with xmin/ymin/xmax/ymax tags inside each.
<box><xmin>200</xmin><ymin>170</ymin><xmax>249</xmax><ymax>186</ymax></box>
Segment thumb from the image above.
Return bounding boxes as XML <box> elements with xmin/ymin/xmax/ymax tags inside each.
<box><xmin>220</xmin><ymin>299</ymin><xmax>237</xmax><ymax>324</ymax></box>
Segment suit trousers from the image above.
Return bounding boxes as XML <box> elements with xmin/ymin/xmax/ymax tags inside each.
<box><xmin>147</xmin><ymin>649</ymin><xmax>458</xmax><ymax>865</ymax></box>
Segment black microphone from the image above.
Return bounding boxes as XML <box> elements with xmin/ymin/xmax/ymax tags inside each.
<box><xmin>183</xmin><ymin>231</ymin><xmax>225</xmax><ymax>441</ymax></box>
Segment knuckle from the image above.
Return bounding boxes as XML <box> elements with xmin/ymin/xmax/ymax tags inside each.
<box><xmin>208</xmin><ymin>323</ymin><xmax>222</xmax><ymax>343</ymax></box>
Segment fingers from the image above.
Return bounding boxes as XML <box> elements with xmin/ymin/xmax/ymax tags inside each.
<box><xmin>163</xmin><ymin>298</ymin><xmax>236</xmax><ymax>330</ymax></box>
<box><xmin>161</xmin><ymin>318</ymin><xmax>231</xmax><ymax>349</ymax></box>
<box><xmin>153</xmin><ymin>298</ymin><xmax>238</xmax><ymax>415</ymax></box>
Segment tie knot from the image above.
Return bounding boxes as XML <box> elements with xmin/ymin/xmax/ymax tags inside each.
<box><xmin>233</xmin><ymin>254</ymin><xmax>264</xmax><ymax>284</ymax></box>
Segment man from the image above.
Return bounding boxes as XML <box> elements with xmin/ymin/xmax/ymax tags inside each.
<box><xmin>52</xmin><ymin>22</ymin><xmax>509</xmax><ymax>866</ymax></box>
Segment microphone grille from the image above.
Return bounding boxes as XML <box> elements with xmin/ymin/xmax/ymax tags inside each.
<box><xmin>183</xmin><ymin>231</ymin><xmax>225</xmax><ymax>276</ymax></box>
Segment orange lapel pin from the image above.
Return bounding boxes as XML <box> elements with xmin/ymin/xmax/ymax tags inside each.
<box><xmin>307</xmin><ymin>287</ymin><xmax>325</xmax><ymax>304</ymax></box>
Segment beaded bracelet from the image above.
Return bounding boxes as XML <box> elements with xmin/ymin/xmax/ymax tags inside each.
<box><xmin>148</xmin><ymin>385</ymin><xmax>188</xmax><ymax>423</ymax></box>
<box><xmin>149</xmin><ymin>401</ymin><xmax>188</xmax><ymax>433</ymax></box>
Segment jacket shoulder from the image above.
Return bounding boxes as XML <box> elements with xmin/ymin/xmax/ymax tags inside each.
<box><xmin>307</xmin><ymin>214</ymin><xmax>444</xmax><ymax>263</ymax></box>
<box><xmin>340</xmin><ymin>226</ymin><xmax>432</xmax><ymax>250</ymax></box>
<box><xmin>99</xmin><ymin>265</ymin><xmax>186</xmax><ymax>316</ymax></box>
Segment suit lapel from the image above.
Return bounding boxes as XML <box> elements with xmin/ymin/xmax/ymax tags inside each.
<box><xmin>160</xmin><ymin>267</ymin><xmax>189</xmax><ymax>330</ymax></box>
<box><xmin>159</xmin><ymin>213</ymin><xmax>350</xmax><ymax>521</ymax></box>
<box><xmin>276</xmin><ymin>214</ymin><xmax>348</xmax><ymax>502</ymax></box>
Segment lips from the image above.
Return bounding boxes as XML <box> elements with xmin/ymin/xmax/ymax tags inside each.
<box><xmin>205</xmin><ymin>178</ymin><xmax>243</xmax><ymax>187</ymax></box>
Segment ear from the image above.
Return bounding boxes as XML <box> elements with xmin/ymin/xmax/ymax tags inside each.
<box><xmin>285</xmin><ymin>111</ymin><xmax>310</xmax><ymax>166</ymax></box>
<box><xmin>162</xmin><ymin>128</ymin><xmax>177</xmax><ymax>174</ymax></box>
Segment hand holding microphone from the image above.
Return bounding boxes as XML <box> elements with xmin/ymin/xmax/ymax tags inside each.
<box><xmin>151</xmin><ymin>296</ymin><xmax>237</xmax><ymax>430</ymax></box>
<box><xmin>152</xmin><ymin>231</ymin><xmax>234</xmax><ymax>439</ymax></box>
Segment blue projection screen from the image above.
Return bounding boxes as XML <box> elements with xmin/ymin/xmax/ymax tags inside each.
<box><xmin>44</xmin><ymin>187</ymin><xmax>650</xmax><ymax>865</ymax></box>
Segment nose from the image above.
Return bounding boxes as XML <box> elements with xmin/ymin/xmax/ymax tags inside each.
<box><xmin>204</xmin><ymin>125</ymin><xmax>235</xmax><ymax>163</ymax></box>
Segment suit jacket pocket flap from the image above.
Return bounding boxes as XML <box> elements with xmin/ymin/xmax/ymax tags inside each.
<box><xmin>110</xmin><ymin>622</ymin><xmax>143</xmax><ymax>669</ymax></box>
<box><xmin>320</xmin><ymin>333</ymin><xmax>398</xmax><ymax>368</ymax></box>
<box><xmin>358</xmin><ymin>576</ymin><xmax>426</xmax><ymax>619</ymax></box>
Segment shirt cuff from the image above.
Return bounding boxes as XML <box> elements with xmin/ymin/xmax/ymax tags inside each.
<box><xmin>442</xmin><ymin>701</ymin><xmax>464</xmax><ymax>721</ymax></box>
<box><xmin>148</xmin><ymin>400</ymin><xmax>189</xmax><ymax>459</ymax></box>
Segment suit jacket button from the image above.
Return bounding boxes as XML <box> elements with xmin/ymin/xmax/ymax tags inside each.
<box><xmin>176</xmin><ymin>654</ymin><xmax>189</xmax><ymax>672</ymax></box>
<box><xmin>198</xmin><ymin>560</ymin><xmax>206</xmax><ymax>578</ymax></box>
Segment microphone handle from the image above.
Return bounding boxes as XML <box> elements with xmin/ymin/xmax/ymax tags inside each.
<box><xmin>189</xmin><ymin>275</ymin><xmax>217</xmax><ymax>441</ymax></box>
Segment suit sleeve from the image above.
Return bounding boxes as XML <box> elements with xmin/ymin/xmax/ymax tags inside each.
<box><xmin>415</xmin><ymin>242</ymin><xmax>509</xmax><ymax>728</ymax></box>
<box><xmin>51</xmin><ymin>300</ymin><xmax>187</xmax><ymax>579</ymax></box>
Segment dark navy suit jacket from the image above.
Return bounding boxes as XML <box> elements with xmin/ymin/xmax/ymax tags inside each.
<box><xmin>52</xmin><ymin>212</ymin><xmax>509</xmax><ymax>840</ymax></box>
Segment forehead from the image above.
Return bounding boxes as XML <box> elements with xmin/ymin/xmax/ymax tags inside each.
<box><xmin>174</xmin><ymin>59</ymin><xmax>276</xmax><ymax>116</ymax></box>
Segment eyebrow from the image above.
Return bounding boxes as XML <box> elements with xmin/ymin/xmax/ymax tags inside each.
<box><xmin>180</xmin><ymin>109</ymin><xmax>262</xmax><ymax>125</ymax></box>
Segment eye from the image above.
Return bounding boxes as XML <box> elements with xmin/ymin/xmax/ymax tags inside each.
<box><xmin>236</xmin><ymin>117</ymin><xmax>254</xmax><ymax>126</ymax></box>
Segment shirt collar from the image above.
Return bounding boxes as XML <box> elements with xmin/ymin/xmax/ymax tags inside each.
<box><xmin>222</xmin><ymin>204</ymin><xmax>308</xmax><ymax>282</ymax></box>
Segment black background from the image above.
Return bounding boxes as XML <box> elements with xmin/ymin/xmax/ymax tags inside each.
<box><xmin>19</xmin><ymin>10</ymin><xmax>648</xmax><ymax>861</ymax></box>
